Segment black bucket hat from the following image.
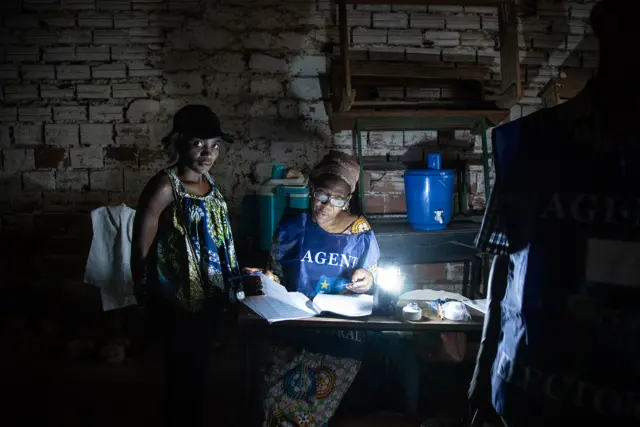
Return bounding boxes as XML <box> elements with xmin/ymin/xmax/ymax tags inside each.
<box><xmin>170</xmin><ymin>104</ymin><xmax>232</xmax><ymax>143</ymax></box>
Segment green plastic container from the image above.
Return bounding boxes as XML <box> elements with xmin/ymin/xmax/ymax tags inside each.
<box><xmin>259</xmin><ymin>178</ymin><xmax>309</xmax><ymax>251</ymax></box>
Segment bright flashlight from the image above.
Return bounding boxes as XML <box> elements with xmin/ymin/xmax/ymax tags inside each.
<box><xmin>376</xmin><ymin>266</ymin><xmax>404</xmax><ymax>295</ymax></box>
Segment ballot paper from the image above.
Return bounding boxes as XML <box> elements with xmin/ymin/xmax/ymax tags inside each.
<box><xmin>463</xmin><ymin>299</ymin><xmax>488</xmax><ymax>314</ymax></box>
<box><xmin>312</xmin><ymin>293</ymin><xmax>374</xmax><ymax>317</ymax></box>
<box><xmin>242</xmin><ymin>273</ymin><xmax>373</xmax><ymax>323</ymax></box>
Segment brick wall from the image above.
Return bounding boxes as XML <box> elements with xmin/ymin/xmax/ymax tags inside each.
<box><xmin>0</xmin><ymin>0</ymin><xmax>598</xmax><ymax>303</ymax></box>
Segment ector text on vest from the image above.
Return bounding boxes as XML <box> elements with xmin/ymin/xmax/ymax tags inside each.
<box><xmin>498</xmin><ymin>352</ymin><xmax>640</xmax><ymax>419</ymax></box>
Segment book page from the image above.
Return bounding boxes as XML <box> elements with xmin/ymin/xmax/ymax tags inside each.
<box><xmin>241</xmin><ymin>273</ymin><xmax>318</xmax><ymax>323</ymax></box>
<box><xmin>288</xmin><ymin>291</ymin><xmax>319</xmax><ymax>315</ymax></box>
<box><xmin>312</xmin><ymin>294</ymin><xmax>374</xmax><ymax>317</ymax></box>
<box><xmin>259</xmin><ymin>272</ymin><xmax>295</xmax><ymax>303</ymax></box>
<box><xmin>242</xmin><ymin>296</ymin><xmax>315</xmax><ymax>323</ymax></box>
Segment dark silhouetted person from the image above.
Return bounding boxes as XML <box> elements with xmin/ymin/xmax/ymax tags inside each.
<box><xmin>469</xmin><ymin>1</ymin><xmax>640</xmax><ymax>425</ymax></box>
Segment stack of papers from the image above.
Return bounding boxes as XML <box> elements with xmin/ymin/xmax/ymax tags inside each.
<box><xmin>242</xmin><ymin>273</ymin><xmax>374</xmax><ymax>323</ymax></box>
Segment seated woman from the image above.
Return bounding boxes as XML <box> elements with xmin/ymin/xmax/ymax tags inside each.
<box><xmin>247</xmin><ymin>152</ymin><xmax>380</xmax><ymax>426</ymax></box>
<box><xmin>269</xmin><ymin>151</ymin><xmax>378</xmax><ymax>297</ymax></box>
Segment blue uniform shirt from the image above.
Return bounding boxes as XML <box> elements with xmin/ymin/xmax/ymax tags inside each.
<box><xmin>480</xmin><ymin>82</ymin><xmax>640</xmax><ymax>423</ymax></box>
<box><xmin>268</xmin><ymin>211</ymin><xmax>380</xmax><ymax>359</ymax></box>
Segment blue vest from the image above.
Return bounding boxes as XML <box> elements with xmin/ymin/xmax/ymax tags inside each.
<box><xmin>271</xmin><ymin>211</ymin><xmax>380</xmax><ymax>360</ymax></box>
<box><xmin>274</xmin><ymin>212</ymin><xmax>379</xmax><ymax>298</ymax></box>
<box><xmin>491</xmin><ymin>109</ymin><xmax>640</xmax><ymax>422</ymax></box>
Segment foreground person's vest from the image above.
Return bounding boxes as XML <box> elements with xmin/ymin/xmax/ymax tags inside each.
<box><xmin>491</xmin><ymin>100</ymin><xmax>640</xmax><ymax>423</ymax></box>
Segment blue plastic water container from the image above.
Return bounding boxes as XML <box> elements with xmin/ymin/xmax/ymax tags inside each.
<box><xmin>403</xmin><ymin>169</ymin><xmax>455</xmax><ymax>231</ymax></box>
<box><xmin>259</xmin><ymin>178</ymin><xmax>309</xmax><ymax>251</ymax></box>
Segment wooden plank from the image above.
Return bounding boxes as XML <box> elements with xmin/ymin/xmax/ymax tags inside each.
<box><xmin>238</xmin><ymin>305</ymin><xmax>484</xmax><ymax>331</ymax></box>
<box><xmin>347</xmin><ymin>0</ymin><xmax>513</xmax><ymax>5</ymax></box>
<box><xmin>538</xmin><ymin>79</ymin><xmax>560</xmax><ymax>108</ymax></box>
<box><xmin>337</xmin><ymin>0</ymin><xmax>355</xmax><ymax>112</ymax></box>
<box><xmin>496</xmin><ymin>3</ymin><xmax>522</xmax><ymax>109</ymax></box>
<box><xmin>557</xmin><ymin>69</ymin><xmax>592</xmax><ymax>100</ymax></box>
<box><xmin>353</xmin><ymin>100</ymin><xmax>469</xmax><ymax>108</ymax></box>
<box><xmin>330</xmin><ymin>108</ymin><xmax>510</xmax><ymax>132</ymax></box>
<box><xmin>349</xmin><ymin>60</ymin><xmax>485</xmax><ymax>81</ymax></box>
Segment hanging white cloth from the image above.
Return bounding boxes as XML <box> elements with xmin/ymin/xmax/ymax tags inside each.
<box><xmin>84</xmin><ymin>204</ymin><xmax>137</xmax><ymax>311</ymax></box>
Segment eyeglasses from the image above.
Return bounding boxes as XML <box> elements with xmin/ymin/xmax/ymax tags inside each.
<box><xmin>313</xmin><ymin>191</ymin><xmax>347</xmax><ymax>208</ymax></box>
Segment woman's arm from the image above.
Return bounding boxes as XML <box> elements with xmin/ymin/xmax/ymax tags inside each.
<box><xmin>221</xmin><ymin>207</ymin><xmax>244</xmax><ymax>300</ymax></box>
<box><xmin>266</xmin><ymin>237</ymin><xmax>284</xmax><ymax>284</ymax></box>
<box><xmin>468</xmin><ymin>254</ymin><xmax>509</xmax><ymax>412</ymax></box>
<box><xmin>265</xmin><ymin>213</ymin><xmax>305</xmax><ymax>286</ymax></box>
<box><xmin>243</xmin><ymin>222</ymin><xmax>288</xmax><ymax>295</ymax></box>
<box><xmin>131</xmin><ymin>173</ymin><xmax>173</xmax><ymax>303</ymax></box>
<box><xmin>350</xmin><ymin>230</ymin><xmax>380</xmax><ymax>293</ymax></box>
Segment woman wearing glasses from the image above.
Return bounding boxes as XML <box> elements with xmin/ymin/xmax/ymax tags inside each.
<box><xmin>246</xmin><ymin>151</ymin><xmax>380</xmax><ymax>426</ymax></box>
<box><xmin>265</xmin><ymin>151</ymin><xmax>378</xmax><ymax>296</ymax></box>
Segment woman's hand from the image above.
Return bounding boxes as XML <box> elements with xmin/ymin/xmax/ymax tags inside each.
<box><xmin>347</xmin><ymin>268</ymin><xmax>373</xmax><ymax>293</ymax></box>
<box><xmin>242</xmin><ymin>267</ymin><xmax>276</xmax><ymax>296</ymax></box>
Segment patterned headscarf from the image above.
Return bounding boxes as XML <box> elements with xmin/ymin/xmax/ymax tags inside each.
<box><xmin>310</xmin><ymin>151</ymin><xmax>361</xmax><ymax>193</ymax></box>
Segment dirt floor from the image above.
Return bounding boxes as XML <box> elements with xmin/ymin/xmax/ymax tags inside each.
<box><xmin>4</xmin><ymin>360</ymin><xmax>470</xmax><ymax>427</ymax></box>
<box><xmin>1</xmin><ymin>329</ymin><xmax>472</xmax><ymax>427</ymax></box>
<box><xmin>5</xmin><ymin>359</ymin><xmax>244</xmax><ymax>427</ymax></box>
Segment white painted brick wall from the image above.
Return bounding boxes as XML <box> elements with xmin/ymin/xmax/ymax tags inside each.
<box><xmin>388</xmin><ymin>29</ymin><xmax>423</xmax><ymax>46</ymax></box>
<box><xmin>0</xmin><ymin>0</ymin><xmax>599</xmax><ymax>231</ymax></box>
<box><xmin>369</xmin><ymin>46</ymin><xmax>404</xmax><ymax>61</ymax></box>
<box><xmin>410</xmin><ymin>14</ymin><xmax>445</xmax><ymax>29</ymax></box>
<box><xmin>45</xmin><ymin>124</ymin><xmax>80</xmax><ymax>146</ymax></box>
<box><xmin>14</xmin><ymin>124</ymin><xmax>44</xmax><ymax>145</ymax></box>
<box><xmin>54</xmin><ymin>106</ymin><xmax>88</xmax><ymax>121</ymax></box>
<box><xmin>373</xmin><ymin>12</ymin><xmax>408</xmax><ymax>29</ymax></box>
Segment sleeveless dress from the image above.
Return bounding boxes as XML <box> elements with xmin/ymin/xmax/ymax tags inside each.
<box><xmin>140</xmin><ymin>169</ymin><xmax>240</xmax><ymax>312</ymax></box>
<box><xmin>262</xmin><ymin>212</ymin><xmax>380</xmax><ymax>427</ymax></box>
<box><xmin>486</xmin><ymin>85</ymin><xmax>640</xmax><ymax>424</ymax></box>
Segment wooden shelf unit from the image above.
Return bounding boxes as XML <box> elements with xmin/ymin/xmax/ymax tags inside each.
<box><xmin>348</xmin><ymin>112</ymin><xmax>506</xmax><ymax>217</ymax></box>
<box><xmin>538</xmin><ymin>69</ymin><xmax>594</xmax><ymax>108</ymax></box>
<box><xmin>331</xmin><ymin>108</ymin><xmax>509</xmax><ymax>132</ymax></box>
<box><xmin>332</xmin><ymin>0</ymin><xmax>522</xmax><ymax>124</ymax></box>
<box><xmin>345</xmin><ymin>0</ymin><xmax>513</xmax><ymax>4</ymax></box>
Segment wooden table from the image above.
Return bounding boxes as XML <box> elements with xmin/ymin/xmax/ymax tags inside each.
<box><xmin>238</xmin><ymin>303</ymin><xmax>484</xmax><ymax>424</ymax></box>
<box><xmin>238</xmin><ymin>303</ymin><xmax>484</xmax><ymax>332</ymax></box>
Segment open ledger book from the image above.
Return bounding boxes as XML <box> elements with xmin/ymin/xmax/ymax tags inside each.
<box><xmin>242</xmin><ymin>273</ymin><xmax>374</xmax><ymax>323</ymax></box>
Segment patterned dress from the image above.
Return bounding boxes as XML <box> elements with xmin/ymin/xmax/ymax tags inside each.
<box><xmin>140</xmin><ymin>169</ymin><xmax>239</xmax><ymax>312</ymax></box>
<box><xmin>262</xmin><ymin>212</ymin><xmax>380</xmax><ymax>427</ymax></box>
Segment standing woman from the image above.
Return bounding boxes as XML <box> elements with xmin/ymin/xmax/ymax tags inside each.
<box><xmin>131</xmin><ymin>105</ymin><xmax>241</xmax><ymax>427</ymax></box>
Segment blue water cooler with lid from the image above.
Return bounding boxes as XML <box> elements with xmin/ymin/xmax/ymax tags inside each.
<box><xmin>403</xmin><ymin>155</ymin><xmax>455</xmax><ymax>231</ymax></box>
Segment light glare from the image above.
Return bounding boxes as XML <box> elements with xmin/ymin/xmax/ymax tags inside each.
<box><xmin>376</xmin><ymin>266</ymin><xmax>404</xmax><ymax>294</ymax></box>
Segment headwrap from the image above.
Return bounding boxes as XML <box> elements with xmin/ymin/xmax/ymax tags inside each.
<box><xmin>310</xmin><ymin>151</ymin><xmax>361</xmax><ymax>193</ymax></box>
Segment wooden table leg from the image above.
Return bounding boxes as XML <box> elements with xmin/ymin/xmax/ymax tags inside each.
<box><xmin>242</xmin><ymin>328</ymin><xmax>267</xmax><ymax>426</ymax></box>
<box><xmin>242</xmin><ymin>330</ymin><xmax>252</xmax><ymax>423</ymax></box>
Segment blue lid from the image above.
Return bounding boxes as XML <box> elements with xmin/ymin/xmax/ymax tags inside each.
<box><xmin>404</xmin><ymin>169</ymin><xmax>454</xmax><ymax>177</ymax></box>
